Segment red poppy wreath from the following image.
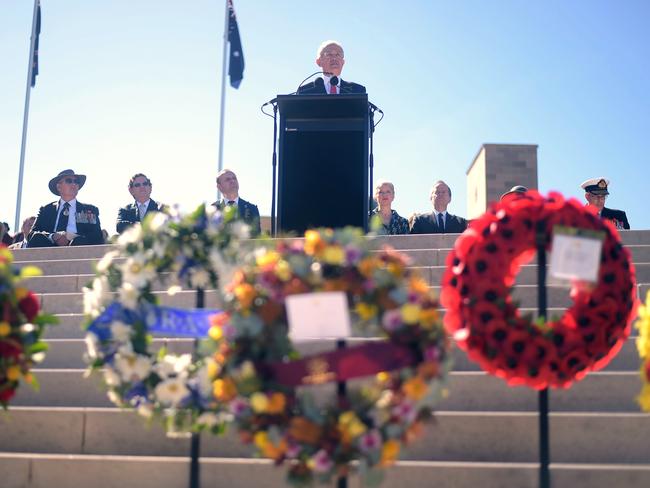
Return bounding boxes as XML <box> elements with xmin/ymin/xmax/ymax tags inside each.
<box><xmin>440</xmin><ymin>191</ymin><xmax>638</xmax><ymax>389</ymax></box>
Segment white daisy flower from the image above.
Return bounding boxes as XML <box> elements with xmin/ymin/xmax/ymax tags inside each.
<box><xmin>110</xmin><ymin>320</ymin><xmax>132</xmax><ymax>343</ymax></box>
<box><xmin>114</xmin><ymin>352</ymin><xmax>152</xmax><ymax>382</ymax></box>
<box><xmin>154</xmin><ymin>377</ymin><xmax>190</xmax><ymax>406</ymax></box>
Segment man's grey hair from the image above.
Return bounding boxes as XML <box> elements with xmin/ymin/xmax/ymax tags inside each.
<box><xmin>430</xmin><ymin>180</ymin><xmax>451</xmax><ymax>199</ymax></box>
<box><xmin>216</xmin><ymin>168</ymin><xmax>236</xmax><ymax>184</ymax></box>
<box><xmin>316</xmin><ymin>40</ymin><xmax>344</xmax><ymax>58</ymax></box>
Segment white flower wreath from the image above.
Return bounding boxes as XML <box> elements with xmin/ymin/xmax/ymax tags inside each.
<box><xmin>82</xmin><ymin>204</ymin><xmax>246</xmax><ymax>433</ymax></box>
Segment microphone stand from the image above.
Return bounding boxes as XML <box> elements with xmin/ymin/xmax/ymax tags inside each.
<box><xmin>270</xmin><ymin>102</ymin><xmax>278</xmax><ymax>236</ymax></box>
<box><xmin>367</xmin><ymin>105</ymin><xmax>376</xmax><ymax>233</ymax></box>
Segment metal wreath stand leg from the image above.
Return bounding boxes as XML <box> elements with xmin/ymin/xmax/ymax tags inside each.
<box><xmin>189</xmin><ymin>287</ymin><xmax>205</xmax><ymax>488</ymax></box>
<box><xmin>336</xmin><ymin>338</ymin><xmax>348</xmax><ymax>488</ymax></box>
<box><xmin>536</xmin><ymin>230</ymin><xmax>550</xmax><ymax>488</ymax></box>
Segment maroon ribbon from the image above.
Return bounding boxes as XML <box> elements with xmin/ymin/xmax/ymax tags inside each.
<box><xmin>264</xmin><ymin>342</ymin><xmax>418</xmax><ymax>387</ymax></box>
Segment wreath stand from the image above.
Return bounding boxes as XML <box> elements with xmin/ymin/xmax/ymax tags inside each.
<box><xmin>189</xmin><ymin>288</ymin><xmax>205</xmax><ymax>488</ymax></box>
<box><xmin>336</xmin><ymin>338</ymin><xmax>348</xmax><ymax>488</ymax></box>
<box><xmin>536</xmin><ymin>232</ymin><xmax>550</xmax><ymax>488</ymax></box>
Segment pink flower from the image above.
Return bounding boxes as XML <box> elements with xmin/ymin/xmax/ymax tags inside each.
<box><xmin>382</xmin><ymin>309</ymin><xmax>402</xmax><ymax>332</ymax></box>
<box><xmin>229</xmin><ymin>397</ymin><xmax>249</xmax><ymax>417</ymax></box>
<box><xmin>392</xmin><ymin>399</ymin><xmax>417</xmax><ymax>423</ymax></box>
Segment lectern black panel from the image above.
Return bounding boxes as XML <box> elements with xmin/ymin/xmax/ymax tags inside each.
<box><xmin>279</xmin><ymin>130</ymin><xmax>366</xmax><ymax>234</ymax></box>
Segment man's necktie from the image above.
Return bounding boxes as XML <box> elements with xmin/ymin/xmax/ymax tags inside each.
<box><xmin>437</xmin><ymin>212</ymin><xmax>445</xmax><ymax>232</ymax></box>
<box><xmin>138</xmin><ymin>203</ymin><xmax>146</xmax><ymax>221</ymax></box>
<box><xmin>56</xmin><ymin>202</ymin><xmax>70</xmax><ymax>232</ymax></box>
<box><xmin>329</xmin><ymin>84</ymin><xmax>337</xmax><ymax>94</ymax></box>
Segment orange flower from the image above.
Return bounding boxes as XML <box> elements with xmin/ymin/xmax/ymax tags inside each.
<box><xmin>266</xmin><ymin>392</ymin><xmax>287</xmax><ymax>414</ymax></box>
<box><xmin>289</xmin><ymin>417</ymin><xmax>323</xmax><ymax>444</ymax></box>
<box><xmin>380</xmin><ymin>439</ymin><xmax>400</xmax><ymax>466</ymax></box>
<box><xmin>418</xmin><ymin>307</ymin><xmax>439</xmax><ymax>329</ymax></box>
<box><xmin>417</xmin><ymin>361</ymin><xmax>439</xmax><ymax>379</ymax></box>
<box><xmin>304</xmin><ymin>230</ymin><xmax>325</xmax><ymax>255</ymax></box>
<box><xmin>358</xmin><ymin>257</ymin><xmax>378</xmax><ymax>277</ymax></box>
<box><xmin>234</xmin><ymin>283</ymin><xmax>256</xmax><ymax>309</ymax></box>
<box><xmin>254</xmin><ymin>431</ymin><xmax>287</xmax><ymax>461</ymax></box>
<box><xmin>210</xmin><ymin>312</ymin><xmax>230</xmax><ymax>328</ymax></box>
<box><xmin>213</xmin><ymin>378</ymin><xmax>237</xmax><ymax>402</ymax></box>
<box><xmin>402</xmin><ymin>376</ymin><xmax>428</xmax><ymax>401</ymax></box>
<box><xmin>408</xmin><ymin>277</ymin><xmax>429</xmax><ymax>295</ymax></box>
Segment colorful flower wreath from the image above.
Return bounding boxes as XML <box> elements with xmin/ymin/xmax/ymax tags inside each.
<box><xmin>82</xmin><ymin>204</ymin><xmax>247</xmax><ymax>432</ymax></box>
<box><xmin>636</xmin><ymin>291</ymin><xmax>650</xmax><ymax>411</ymax></box>
<box><xmin>0</xmin><ymin>246</ymin><xmax>57</xmax><ymax>407</ymax></box>
<box><xmin>441</xmin><ymin>191</ymin><xmax>638</xmax><ymax>389</ymax></box>
<box><xmin>205</xmin><ymin>228</ymin><xmax>450</xmax><ymax>486</ymax></box>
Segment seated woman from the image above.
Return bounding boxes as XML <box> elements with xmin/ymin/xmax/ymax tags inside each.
<box><xmin>370</xmin><ymin>181</ymin><xmax>409</xmax><ymax>235</ymax></box>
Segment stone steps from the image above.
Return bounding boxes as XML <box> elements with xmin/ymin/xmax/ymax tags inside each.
<box><xmin>2</xmin><ymin>453</ymin><xmax>648</xmax><ymax>488</ymax></box>
<box><xmin>5</xmin><ymin>232</ymin><xmax>650</xmax><ymax>488</ymax></box>
<box><xmin>2</xmin><ymin>407</ymin><xmax>649</xmax><ymax>464</ymax></box>
<box><xmin>11</xmin><ymin>369</ymin><xmax>643</xmax><ymax>413</ymax></box>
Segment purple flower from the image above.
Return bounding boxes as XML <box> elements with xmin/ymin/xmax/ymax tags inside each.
<box><xmin>285</xmin><ymin>441</ymin><xmax>301</xmax><ymax>459</ymax></box>
<box><xmin>424</xmin><ymin>346</ymin><xmax>440</xmax><ymax>362</ymax></box>
<box><xmin>229</xmin><ymin>397</ymin><xmax>249</xmax><ymax>417</ymax></box>
<box><xmin>392</xmin><ymin>399</ymin><xmax>417</xmax><ymax>423</ymax></box>
<box><xmin>311</xmin><ymin>449</ymin><xmax>333</xmax><ymax>474</ymax></box>
<box><xmin>345</xmin><ymin>246</ymin><xmax>362</xmax><ymax>264</ymax></box>
<box><xmin>382</xmin><ymin>309</ymin><xmax>402</xmax><ymax>332</ymax></box>
<box><xmin>358</xmin><ymin>429</ymin><xmax>382</xmax><ymax>453</ymax></box>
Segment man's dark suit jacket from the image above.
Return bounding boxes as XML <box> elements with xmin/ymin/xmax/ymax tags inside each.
<box><xmin>409</xmin><ymin>212</ymin><xmax>468</xmax><ymax>234</ymax></box>
<box><xmin>213</xmin><ymin>198</ymin><xmax>261</xmax><ymax>236</ymax></box>
<box><xmin>297</xmin><ymin>78</ymin><xmax>366</xmax><ymax>95</ymax></box>
<box><xmin>29</xmin><ymin>201</ymin><xmax>104</xmax><ymax>245</ymax></box>
<box><xmin>601</xmin><ymin>207</ymin><xmax>630</xmax><ymax>230</ymax></box>
<box><xmin>116</xmin><ymin>200</ymin><xmax>161</xmax><ymax>234</ymax></box>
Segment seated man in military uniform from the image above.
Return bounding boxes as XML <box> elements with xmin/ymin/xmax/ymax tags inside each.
<box><xmin>27</xmin><ymin>169</ymin><xmax>104</xmax><ymax>247</ymax></box>
<box><xmin>212</xmin><ymin>169</ymin><xmax>261</xmax><ymax>236</ymax></box>
<box><xmin>116</xmin><ymin>173</ymin><xmax>164</xmax><ymax>234</ymax></box>
<box><xmin>581</xmin><ymin>177</ymin><xmax>630</xmax><ymax>230</ymax></box>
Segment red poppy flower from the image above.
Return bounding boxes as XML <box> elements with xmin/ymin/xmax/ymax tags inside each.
<box><xmin>18</xmin><ymin>291</ymin><xmax>40</xmax><ymax>322</ymax></box>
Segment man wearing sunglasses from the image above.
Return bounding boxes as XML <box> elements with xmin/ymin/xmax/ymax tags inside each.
<box><xmin>27</xmin><ymin>169</ymin><xmax>104</xmax><ymax>247</ymax></box>
<box><xmin>116</xmin><ymin>173</ymin><xmax>163</xmax><ymax>234</ymax></box>
<box><xmin>297</xmin><ymin>40</ymin><xmax>365</xmax><ymax>95</ymax></box>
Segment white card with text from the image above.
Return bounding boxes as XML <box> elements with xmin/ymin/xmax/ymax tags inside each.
<box><xmin>286</xmin><ymin>291</ymin><xmax>351</xmax><ymax>342</ymax></box>
<box><xmin>549</xmin><ymin>230</ymin><xmax>603</xmax><ymax>283</ymax></box>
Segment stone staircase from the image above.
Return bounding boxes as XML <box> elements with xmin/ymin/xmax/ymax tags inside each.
<box><xmin>2</xmin><ymin>232</ymin><xmax>650</xmax><ymax>488</ymax></box>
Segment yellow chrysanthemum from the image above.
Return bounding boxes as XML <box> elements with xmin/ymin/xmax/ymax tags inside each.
<box><xmin>253</xmin><ymin>431</ymin><xmax>269</xmax><ymax>449</ymax></box>
<box><xmin>402</xmin><ymin>376</ymin><xmax>429</xmax><ymax>401</ymax></box>
<box><xmin>322</xmin><ymin>245</ymin><xmax>345</xmax><ymax>265</ymax></box>
<box><xmin>380</xmin><ymin>439</ymin><xmax>400</xmax><ymax>466</ymax></box>
<box><xmin>376</xmin><ymin>371</ymin><xmax>390</xmax><ymax>385</ymax></box>
<box><xmin>15</xmin><ymin>287</ymin><xmax>29</xmax><ymax>300</ymax></box>
<box><xmin>6</xmin><ymin>365</ymin><xmax>22</xmax><ymax>382</ymax></box>
<box><xmin>274</xmin><ymin>260</ymin><xmax>292</xmax><ymax>281</ymax></box>
<box><xmin>250</xmin><ymin>392</ymin><xmax>270</xmax><ymax>413</ymax></box>
<box><xmin>0</xmin><ymin>247</ymin><xmax>13</xmax><ymax>263</ymax></box>
<box><xmin>419</xmin><ymin>307</ymin><xmax>439</xmax><ymax>329</ymax></box>
<box><xmin>0</xmin><ymin>321</ymin><xmax>11</xmax><ymax>337</ymax></box>
<box><xmin>355</xmin><ymin>302</ymin><xmax>378</xmax><ymax>321</ymax></box>
<box><xmin>234</xmin><ymin>283</ymin><xmax>256</xmax><ymax>310</ymax></box>
<box><xmin>387</xmin><ymin>261</ymin><xmax>404</xmax><ymax>277</ymax></box>
<box><xmin>638</xmin><ymin>383</ymin><xmax>650</xmax><ymax>412</ymax></box>
<box><xmin>208</xmin><ymin>325</ymin><xmax>223</xmax><ymax>341</ymax></box>
<box><xmin>401</xmin><ymin>303</ymin><xmax>421</xmax><ymax>324</ymax></box>
<box><xmin>256</xmin><ymin>250</ymin><xmax>280</xmax><ymax>268</ymax></box>
<box><xmin>304</xmin><ymin>230</ymin><xmax>324</xmax><ymax>255</ymax></box>
<box><xmin>338</xmin><ymin>411</ymin><xmax>367</xmax><ymax>441</ymax></box>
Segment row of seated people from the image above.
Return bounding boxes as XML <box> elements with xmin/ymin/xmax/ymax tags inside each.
<box><xmin>3</xmin><ymin>169</ymin><xmax>629</xmax><ymax>249</ymax></box>
<box><xmin>371</xmin><ymin>177</ymin><xmax>629</xmax><ymax>236</ymax></box>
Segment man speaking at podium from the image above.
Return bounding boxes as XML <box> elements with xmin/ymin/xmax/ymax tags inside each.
<box><xmin>298</xmin><ymin>40</ymin><xmax>366</xmax><ymax>95</ymax></box>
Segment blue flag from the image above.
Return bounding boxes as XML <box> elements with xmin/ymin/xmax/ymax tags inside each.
<box><xmin>31</xmin><ymin>1</ymin><xmax>41</xmax><ymax>87</ymax></box>
<box><xmin>227</xmin><ymin>0</ymin><xmax>244</xmax><ymax>88</ymax></box>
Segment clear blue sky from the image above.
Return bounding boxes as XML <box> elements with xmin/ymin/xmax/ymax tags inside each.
<box><xmin>2</xmin><ymin>0</ymin><xmax>648</xmax><ymax>233</ymax></box>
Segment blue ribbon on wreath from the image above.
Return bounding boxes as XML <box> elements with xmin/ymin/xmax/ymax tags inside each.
<box><xmin>87</xmin><ymin>302</ymin><xmax>220</xmax><ymax>339</ymax></box>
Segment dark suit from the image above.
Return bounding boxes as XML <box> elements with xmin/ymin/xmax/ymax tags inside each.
<box><xmin>213</xmin><ymin>198</ymin><xmax>261</xmax><ymax>236</ymax></box>
<box><xmin>297</xmin><ymin>78</ymin><xmax>366</xmax><ymax>95</ymax></box>
<box><xmin>116</xmin><ymin>200</ymin><xmax>161</xmax><ymax>234</ymax></box>
<box><xmin>409</xmin><ymin>212</ymin><xmax>468</xmax><ymax>234</ymax></box>
<box><xmin>601</xmin><ymin>207</ymin><xmax>630</xmax><ymax>230</ymax></box>
<box><xmin>28</xmin><ymin>200</ymin><xmax>104</xmax><ymax>247</ymax></box>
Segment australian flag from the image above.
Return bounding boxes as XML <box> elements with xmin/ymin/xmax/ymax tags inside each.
<box><xmin>227</xmin><ymin>0</ymin><xmax>244</xmax><ymax>88</ymax></box>
<box><xmin>31</xmin><ymin>0</ymin><xmax>42</xmax><ymax>87</ymax></box>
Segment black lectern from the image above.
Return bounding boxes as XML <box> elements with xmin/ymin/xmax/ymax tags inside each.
<box><xmin>276</xmin><ymin>94</ymin><xmax>369</xmax><ymax>234</ymax></box>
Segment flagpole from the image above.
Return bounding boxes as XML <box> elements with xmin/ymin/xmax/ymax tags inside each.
<box><xmin>216</xmin><ymin>0</ymin><xmax>229</xmax><ymax>202</ymax></box>
<box><xmin>15</xmin><ymin>0</ymin><xmax>40</xmax><ymax>233</ymax></box>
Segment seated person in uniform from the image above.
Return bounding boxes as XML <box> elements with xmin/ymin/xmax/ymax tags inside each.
<box><xmin>409</xmin><ymin>180</ymin><xmax>468</xmax><ymax>234</ymax></box>
<box><xmin>27</xmin><ymin>169</ymin><xmax>104</xmax><ymax>247</ymax></box>
<box><xmin>116</xmin><ymin>173</ymin><xmax>164</xmax><ymax>234</ymax></box>
<box><xmin>369</xmin><ymin>181</ymin><xmax>409</xmax><ymax>235</ymax></box>
<box><xmin>213</xmin><ymin>169</ymin><xmax>261</xmax><ymax>236</ymax></box>
<box><xmin>297</xmin><ymin>40</ymin><xmax>366</xmax><ymax>95</ymax></box>
<box><xmin>581</xmin><ymin>177</ymin><xmax>630</xmax><ymax>230</ymax></box>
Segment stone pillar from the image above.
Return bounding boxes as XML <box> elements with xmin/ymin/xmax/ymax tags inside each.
<box><xmin>466</xmin><ymin>144</ymin><xmax>538</xmax><ymax>219</ymax></box>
